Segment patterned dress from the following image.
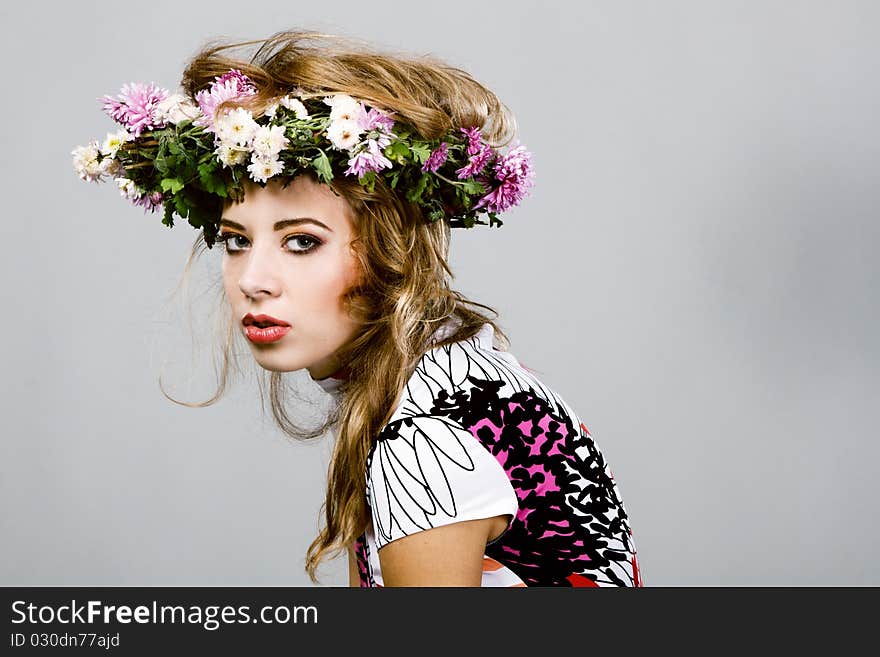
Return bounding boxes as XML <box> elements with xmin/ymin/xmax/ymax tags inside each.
<box><xmin>311</xmin><ymin>319</ymin><xmax>643</xmax><ymax>587</ymax></box>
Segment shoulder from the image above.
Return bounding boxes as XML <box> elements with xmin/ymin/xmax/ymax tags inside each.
<box><xmin>392</xmin><ymin>321</ymin><xmax>582</xmax><ymax>429</ymax></box>
<box><xmin>366</xmin><ymin>323</ymin><xmax>521</xmax><ymax>550</ymax></box>
<box><xmin>367</xmin><ymin>410</ymin><xmax>518</xmax><ymax>550</ymax></box>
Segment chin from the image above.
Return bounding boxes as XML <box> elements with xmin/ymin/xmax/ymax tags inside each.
<box><xmin>249</xmin><ymin>349</ymin><xmax>301</xmax><ymax>373</ymax></box>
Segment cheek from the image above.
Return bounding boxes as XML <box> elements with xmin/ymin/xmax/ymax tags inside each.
<box><xmin>300</xmin><ymin>260</ymin><xmax>357</xmax><ymax>312</ymax></box>
<box><xmin>221</xmin><ymin>258</ymin><xmax>238</xmax><ymax>299</ymax></box>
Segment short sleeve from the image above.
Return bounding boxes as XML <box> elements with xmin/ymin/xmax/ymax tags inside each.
<box><xmin>366</xmin><ymin>414</ymin><xmax>519</xmax><ymax>551</ymax></box>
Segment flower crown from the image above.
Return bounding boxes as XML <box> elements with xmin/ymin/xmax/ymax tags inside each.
<box><xmin>71</xmin><ymin>69</ymin><xmax>535</xmax><ymax>247</ymax></box>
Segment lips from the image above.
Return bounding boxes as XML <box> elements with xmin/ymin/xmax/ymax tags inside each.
<box><xmin>242</xmin><ymin>313</ymin><xmax>291</xmax><ymax>328</ymax></box>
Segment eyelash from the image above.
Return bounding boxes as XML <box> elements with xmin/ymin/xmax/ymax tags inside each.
<box><xmin>217</xmin><ymin>232</ymin><xmax>323</xmax><ymax>256</ymax></box>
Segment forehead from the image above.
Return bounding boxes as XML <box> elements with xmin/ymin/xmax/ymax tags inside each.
<box><xmin>223</xmin><ymin>175</ymin><xmax>355</xmax><ymax>233</ymax></box>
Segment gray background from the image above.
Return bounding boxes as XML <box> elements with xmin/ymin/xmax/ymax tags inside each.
<box><xmin>1</xmin><ymin>0</ymin><xmax>877</xmax><ymax>586</ymax></box>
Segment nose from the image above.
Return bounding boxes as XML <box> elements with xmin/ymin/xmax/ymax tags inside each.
<box><xmin>237</xmin><ymin>244</ymin><xmax>283</xmax><ymax>299</ymax></box>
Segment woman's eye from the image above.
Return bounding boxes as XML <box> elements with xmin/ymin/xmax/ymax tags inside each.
<box><xmin>219</xmin><ymin>233</ymin><xmax>248</xmax><ymax>253</ymax></box>
<box><xmin>285</xmin><ymin>235</ymin><xmax>321</xmax><ymax>254</ymax></box>
<box><xmin>217</xmin><ymin>232</ymin><xmax>321</xmax><ymax>255</ymax></box>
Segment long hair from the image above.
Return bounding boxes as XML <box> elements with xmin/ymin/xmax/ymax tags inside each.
<box><xmin>167</xmin><ymin>29</ymin><xmax>518</xmax><ymax>583</ymax></box>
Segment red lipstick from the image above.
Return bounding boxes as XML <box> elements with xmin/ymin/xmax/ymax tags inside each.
<box><xmin>242</xmin><ymin>313</ymin><xmax>292</xmax><ymax>344</ymax></box>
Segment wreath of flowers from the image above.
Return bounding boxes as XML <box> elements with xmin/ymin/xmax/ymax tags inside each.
<box><xmin>72</xmin><ymin>69</ymin><xmax>535</xmax><ymax>247</ymax></box>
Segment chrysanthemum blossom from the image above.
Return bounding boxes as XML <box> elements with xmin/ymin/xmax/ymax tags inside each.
<box><xmin>214</xmin><ymin>69</ymin><xmax>256</xmax><ymax>93</ymax></box>
<box><xmin>71</xmin><ymin>142</ymin><xmax>105</xmax><ymax>182</ymax></box>
<box><xmin>456</xmin><ymin>143</ymin><xmax>493</xmax><ymax>179</ymax></box>
<box><xmin>194</xmin><ymin>70</ymin><xmax>258</xmax><ymax>133</ymax></box>
<box><xmin>455</xmin><ymin>125</ymin><xmax>494</xmax><ymax>179</ymax></box>
<box><xmin>116</xmin><ymin>177</ymin><xmax>162</xmax><ymax>212</ymax></box>
<box><xmin>116</xmin><ymin>177</ymin><xmax>141</xmax><ymax>200</ymax></box>
<box><xmin>215</xmin><ymin>107</ymin><xmax>259</xmax><ymax>148</ymax></box>
<box><xmin>247</xmin><ymin>155</ymin><xmax>285</xmax><ymax>183</ymax></box>
<box><xmin>344</xmin><ymin>139</ymin><xmax>393</xmax><ymax>177</ymax></box>
<box><xmin>101</xmin><ymin>82</ymin><xmax>170</xmax><ymax>138</ymax></box>
<box><xmin>131</xmin><ymin>191</ymin><xmax>164</xmax><ymax>213</ymax></box>
<box><xmin>347</xmin><ymin>104</ymin><xmax>396</xmax><ymax>166</ymax></box>
<box><xmin>280</xmin><ymin>96</ymin><xmax>310</xmax><ymax>118</ymax></box>
<box><xmin>264</xmin><ymin>94</ymin><xmax>309</xmax><ymax>120</ymax></box>
<box><xmin>324</xmin><ymin>94</ymin><xmax>361</xmax><ymax>123</ymax></box>
<box><xmin>473</xmin><ymin>142</ymin><xmax>535</xmax><ymax>214</ymax></box>
<box><xmin>422</xmin><ymin>142</ymin><xmax>449</xmax><ymax>173</ymax></box>
<box><xmin>460</xmin><ymin>126</ymin><xmax>485</xmax><ymax>156</ymax></box>
<box><xmin>326</xmin><ymin>118</ymin><xmax>363</xmax><ymax>151</ymax></box>
<box><xmin>99</xmin><ymin>157</ymin><xmax>126</xmax><ymax>179</ymax></box>
<box><xmin>251</xmin><ymin>125</ymin><xmax>289</xmax><ymax>158</ymax></box>
<box><xmin>357</xmin><ymin>104</ymin><xmax>396</xmax><ymax>133</ymax></box>
<box><xmin>100</xmin><ymin>129</ymin><xmax>133</xmax><ymax>158</ymax></box>
<box><xmin>155</xmin><ymin>94</ymin><xmax>201</xmax><ymax>125</ymax></box>
<box><xmin>214</xmin><ymin>143</ymin><xmax>249</xmax><ymax>168</ymax></box>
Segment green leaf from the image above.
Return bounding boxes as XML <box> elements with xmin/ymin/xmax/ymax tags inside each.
<box><xmin>428</xmin><ymin>206</ymin><xmax>446</xmax><ymax>223</ymax></box>
<box><xmin>153</xmin><ymin>151</ymin><xmax>169</xmax><ymax>176</ymax></box>
<box><xmin>311</xmin><ymin>151</ymin><xmax>333</xmax><ymax>183</ymax></box>
<box><xmin>198</xmin><ymin>162</ymin><xmax>227</xmax><ymax>197</ymax></box>
<box><xmin>460</xmin><ymin>179</ymin><xmax>486</xmax><ymax>195</ymax></box>
<box><xmin>405</xmin><ymin>172</ymin><xmax>431</xmax><ymax>204</ymax></box>
<box><xmin>359</xmin><ymin>170</ymin><xmax>376</xmax><ymax>193</ymax></box>
<box><xmin>384</xmin><ymin>141</ymin><xmax>410</xmax><ymax>164</ymax></box>
<box><xmin>160</xmin><ymin>177</ymin><xmax>185</xmax><ymax>194</ymax></box>
<box><xmin>162</xmin><ymin>202</ymin><xmax>175</xmax><ymax>228</ymax></box>
<box><xmin>172</xmin><ymin>193</ymin><xmax>189</xmax><ymax>218</ymax></box>
<box><xmin>409</xmin><ymin>143</ymin><xmax>431</xmax><ymax>164</ymax></box>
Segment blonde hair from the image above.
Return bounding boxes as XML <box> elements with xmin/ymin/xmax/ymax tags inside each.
<box><xmin>167</xmin><ymin>29</ymin><xmax>517</xmax><ymax>583</ymax></box>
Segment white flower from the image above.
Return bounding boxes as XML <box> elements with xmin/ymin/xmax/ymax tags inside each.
<box><xmin>100</xmin><ymin>129</ymin><xmax>133</xmax><ymax>158</ymax></box>
<box><xmin>116</xmin><ymin>177</ymin><xmax>142</xmax><ymax>201</ymax></box>
<box><xmin>71</xmin><ymin>141</ymin><xmax>105</xmax><ymax>182</ymax></box>
<box><xmin>99</xmin><ymin>157</ymin><xmax>126</xmax><ymax>178</ymax></box>
<box><xmin>323</xmin><ymin>93</ymin><xmax>360</xmax><ymax>123</ymax></box>
<box><xmin>326</xmin><ymin>118</ymin><xmax>362</xmax><ymax>151</ymax></box>
<box><xmin>214</xmin><ymin>143</ymin><xmax>249</xmax><ymax>168</ymax></box>
<box><xmin>280</xmin><ymin>96</ymin><xmax>309</xmax><ymax>119</ymax></box>
<box><xmin>247</xmin><ymin>154</ymin><xmax>284</xmax><ymax>183</ymax></box>
<box><xmin>215</xmin><ymin>107</ymin><xmax>259</xmax><ymax>148</ymax></box>
<box><xmin>265</xmin><ymin>94</ymin><xmax>310</xmax><ymax>121</ymax></box>
<box><xmin>251</xmin><ymin>125</ymin><xmax>289</xmax><ymax>158</ymax></box>
<box><xmin>155</xmin><ymin>93</ymin><xmax>202</xmax><ymax>125</ymax></box>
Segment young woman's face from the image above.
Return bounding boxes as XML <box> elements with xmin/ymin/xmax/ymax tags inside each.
<box><xmin>220</xmin><ymin>174</ymin><xmax>363</xmax><ymax>379</ymax></box>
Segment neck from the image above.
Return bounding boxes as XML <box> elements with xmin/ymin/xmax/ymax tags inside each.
<box><xmin>326</xmin><ymin>364</ymin><xmax>351</xmax><ymax>380</ymax></box>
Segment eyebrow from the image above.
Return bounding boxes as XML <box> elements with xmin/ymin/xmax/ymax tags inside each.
<box><xmin>219</xmin><ymin>217</ymin><xmax>333</xmax><ymax>233</ymax></box>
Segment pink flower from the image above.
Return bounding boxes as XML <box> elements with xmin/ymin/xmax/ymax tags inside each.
<box><xmin>194</xmin><ymin>69</ymin><xmax>258</xmax><ymax>133</ymax></box>
<box><xmin>343</xmin><ymin>104</ymin><xmax>397</xmax><ymax>177</ymax></box>
<box><xmin>214</xmin><ymin>69</ymin><xmax>256</xmax><ymax>91</ymax></box>
<box><xmin>473</xmin><ymin>141</ymin><xmax>534</xmax><ymax>214</ymax></box>
<box><xmin>460</xmin><ymin>126</ymin><xmax>484</xmax><ymax>156</ymax></box>
<box><xmin>422</xmin><ymin>142</ymin><xmax>449</xmax><ymax>173</ymax></box>
<box><xmin>456</xmin><ymin>144</ymin><xmax>493</xmax><ymax>179</ymax></box>
<box><xmin>357</xmin><ymin>104</ymin><xmax>396</xmax><ymax>133</ymax></box>
<box><xmin>101</xmin><ymin>82</ymin><xmax>170</xmax><ymax>138</ymax></box>
<box><xmin>355</xmin><ymin>104</ymin><xmax>396</xmax><ymax>150</ymax></box>
<box><xmin>344</xmin><ymin>139</ymin><xmax>394</xmax><ymax>177</ymax></box>
<box><xmin>131</xmin><ymin>191</ymin><xmax>164</xmax><ymax>214</ymax></box>
<box><xmin>455</xmin><ymin>125</ymin><xmax>494</xmax><ymax>179</ymax></box>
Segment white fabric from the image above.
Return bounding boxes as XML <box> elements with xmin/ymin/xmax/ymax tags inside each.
<box><xmin>310</xmin><ymin>320</ymin><xmax>524</xmax><ymax>586</ymax></box>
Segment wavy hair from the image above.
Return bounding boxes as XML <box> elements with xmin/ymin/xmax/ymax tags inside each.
<box><xmin>166</xmin><ymin>29</ymin><xmax>518</xmax><ymax>583</ymax></box>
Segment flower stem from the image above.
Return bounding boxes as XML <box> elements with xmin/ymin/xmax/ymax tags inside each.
<box><xmin>431</xmin><ymin>171</ymin><xmax>465</xmax><ymax>186</ymax></box>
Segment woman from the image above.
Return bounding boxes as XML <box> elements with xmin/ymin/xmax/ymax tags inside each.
<box><xmin>72</xmin><ymin>29</ymin><xmax>643</xmax><ymax>587</ymax></box>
